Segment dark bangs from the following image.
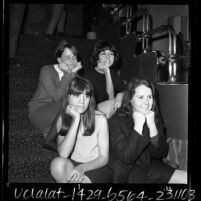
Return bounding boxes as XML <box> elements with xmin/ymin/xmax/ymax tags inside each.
<box><xmin>97</xmin><ymin>45</ymin><xmax>115</xmax><ymax>54</ymax></box>
<box><xmin>68</xmin><ymin>77</ymin><xmax>92</xmax><ymax>97</ymax></box>
<box><xmin>91</xmin><ymin>40</ymin><xmax>119</xmax><ymax>67</ymax></box>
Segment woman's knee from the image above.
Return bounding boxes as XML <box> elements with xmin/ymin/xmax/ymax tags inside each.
<box><xmin>50</xmin><ymin>157</ymin><xmax>73</xmax><ymax>183</ymax></box>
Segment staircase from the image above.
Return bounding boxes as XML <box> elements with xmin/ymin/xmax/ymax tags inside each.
<box><xmin>8</xmin><ymin>34</ymin><xmax>96</xmax><ymax>183</ymax></box>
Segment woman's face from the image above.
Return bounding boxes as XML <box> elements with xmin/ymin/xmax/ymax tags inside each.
<box><xmin>68</xmin><ymin>91</ymin><xmax>90</xmax><ymax>114</ymax></box>
<box><xmin>130</xmin><ymin>85</ymin><xmax>153</xmax><ymax>115</ymax></box>
<box><xmin>98</xmin><ymin>50</ymin><xmax>114</xmax><ymax>67</ymax></box>
<box><xmin>59</xmin><ymin>47</ymin><xmax>78</xmax><ymax>70</ymax></box>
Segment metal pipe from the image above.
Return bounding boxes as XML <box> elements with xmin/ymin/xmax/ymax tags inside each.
<box><xmin>146</xmin><ymin>13</ymin><xmax>150</xmax><ymax>32</ymax></box>
<box><xmin>141</xmin><ymin>24</ymin><xmax>178</xmax><ymax>82</ymax></box>
<box><xmin>120</xmin><ymin>8</ymin><xmax>149</xmax><ymax>33</ymax></box>
<box><xmin>169</xmin><ymin>25</ymin><xmax>177</xmax><ymax>54</ymax></box>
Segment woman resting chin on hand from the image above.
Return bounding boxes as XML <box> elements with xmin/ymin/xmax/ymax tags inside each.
<box><xmin>84</xmin><ymin>40</ymin><xmax>126</xmax><ymax>119</ymax></box>
<box><xmin>108</xmin><ymin>78</ymin><xmax>187</xmax><ymax>184</ymax></box>
<box><xmin>50</xmin><ymin>77</ymin><xmax>112</xmax><ymax>183</ymax></box>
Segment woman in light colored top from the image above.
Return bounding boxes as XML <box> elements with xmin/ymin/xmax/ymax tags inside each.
<box><xmin>28</xmin><ymin>40</ymin><xmax>82</xmax><ymax>138</ymax></box>
<box><xmin>50</xmin><ymin>77</ymin><xmax>111</xmax><ymax>183</ymax></box>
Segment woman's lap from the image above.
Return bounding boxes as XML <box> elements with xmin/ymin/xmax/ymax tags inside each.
<box><xmin>145</xmin><ymin>160</ymin><xmax>175</xmax><ymax>183</ymax></box>
<box><xmin>128</xmin><ymin>160</ymin><xmax>175</xmax><ymax>183</ymax></box>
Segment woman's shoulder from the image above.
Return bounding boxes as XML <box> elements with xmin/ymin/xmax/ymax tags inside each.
<box><xmin>40</xmin><ymin>65</ymin><xmax>56</xmax><ymax>76</ymax></box>
<box><xmin>40</xmin><ymin>65</ymin><xmax>55</xmax><ymax>73</ymax></box>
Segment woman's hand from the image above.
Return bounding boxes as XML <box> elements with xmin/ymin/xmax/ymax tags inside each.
<box><xmin>59</xmin><ymin>63</ymin><xmax>71</xmax><ymax>73</ymax></box>
<box><xmin>71</xmin><ymin>61</ymin><xmax>82</xmax><ymax>73</ymax></box>
<box><xmin>68</xmin><ymin>164</ymin><xmax>85</xmax><ymax>183</ymax></box>
<box><xmin>59</xmin><ymin>61</ymin><xmax>82</xmax><ymax>74</ymax></box>
<box><xmin>145</xmin><ymin>111</ymin><xmax>155</xmax><ymax>128</ymax></box>
<box><xmin>97</xmin><ymin>61</ymin><xmax>111</xmax><ymax>74</ymax></box>
<box><xmin>133</xmin><ymin>111</ymin><xmax>146</xmax><ymax>135</ymax></box>
<box><xmin>145</xmin><ymin>111</ymin><xmax>158</xmax><ymax>137</ymax></box>
<box><xmin>113</xmin><ymin>93</ymin><xmax>124</xmax><ymax>110</ymax></box>
<box><xmin>66</xmin><ymin>105</ymin><xmax>80</xmax><ymax>120</ymax></box>
<box><xmin>113</xmin><ymin>99</ymin><xmax>121</xmax><ymax>111</ymax></box>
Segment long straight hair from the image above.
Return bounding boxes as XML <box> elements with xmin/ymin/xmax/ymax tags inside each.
<box><xmin>59</xmin><ymin>76</ymin><xmax>96</xmax><ymax>136</ymax></box>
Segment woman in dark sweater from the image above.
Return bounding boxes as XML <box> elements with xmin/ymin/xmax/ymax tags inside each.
<box><xmin>108</xmin><ymin>78</ymin><xmax>187</xmax><ymax>183</ymax></box>
<box><xmin>28</xmin><ymin>40</ymin><xmax>82</xmax><ymax>138</ymax></box>
<box><xmin>84</xmin><ymin>40</ymin><xmax>126</xmax><ymax>118</ymax></box>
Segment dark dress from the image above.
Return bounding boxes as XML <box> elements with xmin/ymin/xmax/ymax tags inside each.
<box><xmin>84</xmin><ymin>69</ymin><xmax>125</xmax><ymax>104</ymax></box>
<box><xmin>108</xmin><ymin>109</ymin><xmax>175</xmax><ymax>183</ymax></box>
<box><xmin>28</xmin><ymin>65</ymin><xmax>75</xmax><ymax>131</ymax></box>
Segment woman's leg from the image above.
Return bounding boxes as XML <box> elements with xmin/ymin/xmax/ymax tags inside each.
<box><xmin>50</xmin><ymin>157</ymin><xmax>74</xmax><ymax>183</ymax></box>
<box><xmin>168</xmin><ymin>169</ymin><xmax>187</xmax><ymax>184</ymax></box>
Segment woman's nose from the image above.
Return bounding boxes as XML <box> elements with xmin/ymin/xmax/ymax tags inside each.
<box><xmin>144</xmin><ymin>98</ymin><xmax>149</xmax><ymax>104</ymax></box>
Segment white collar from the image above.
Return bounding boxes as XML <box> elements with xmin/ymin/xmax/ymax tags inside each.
<box><xmin>54</xmin><ymin>64</ymin><xmax>64</xmax><ymax>81</ymax></box>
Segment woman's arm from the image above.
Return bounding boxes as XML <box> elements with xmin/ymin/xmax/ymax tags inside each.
<box><xmin>147</xmin><ymin>117</ymin><xmax>169</xmax><ymax>159</ymax></box>
<box><xmin>40</xmin><ymin>66</ymin><xmax>76</xmax><ymax>102</ymax></box>
<box><xmin>104</xmin><ymin>69</ymin><xmax>114</xmax><ymax>99</ymax></box>
<box><xmin>109</xmin><ymin>115</ymin><xmax>149</xmax><ymax>165</ymax></box>
<box><xmin>78</xmin><ymin>115</ymin><xmax>109</xmax><ymax>172</ymax></box>
<box><xmin>56</xmin><ymin>111</ymin><xmax>80</xmax><ymax>158</ymax></box>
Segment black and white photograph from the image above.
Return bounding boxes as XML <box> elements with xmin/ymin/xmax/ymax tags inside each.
<box><xmin>3</xmin><ymin>2</ymin><xmax>200</xmax><ymax>200</ymax></box>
